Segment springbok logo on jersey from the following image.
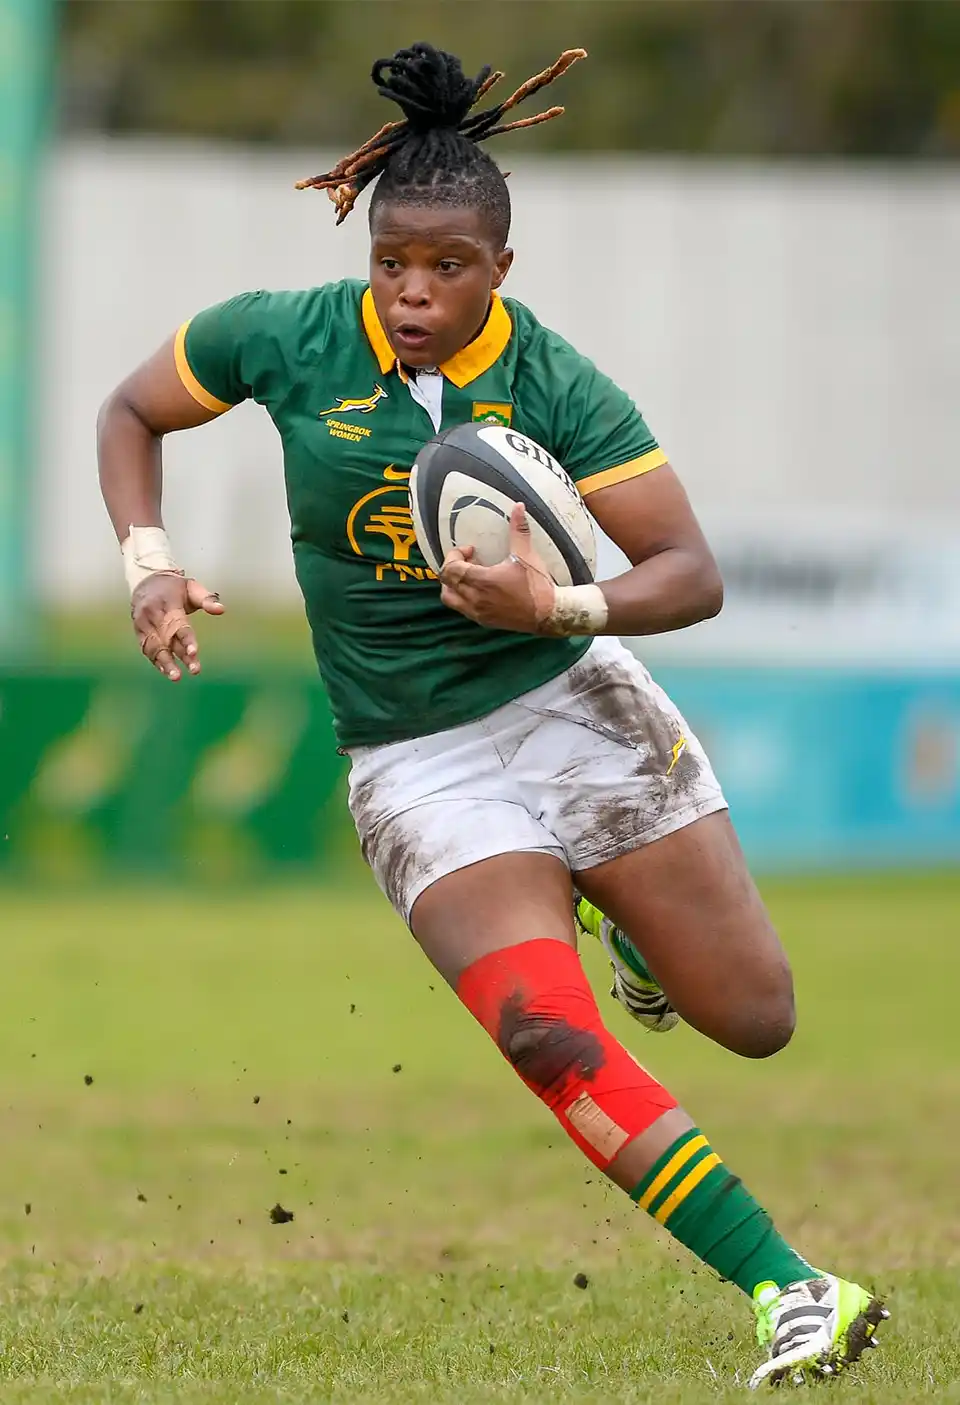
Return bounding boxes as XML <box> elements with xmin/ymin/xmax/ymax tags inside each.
<box><xmin>319</xmin><ymin>384</ymin><xmax>388</xmax><ymax>417</ymax></box>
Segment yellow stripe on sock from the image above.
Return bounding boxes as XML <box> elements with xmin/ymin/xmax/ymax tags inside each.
<box><xmin>654</xmin><ymin>1152</ymin><xmax>722</xmax><ymax>1225</ymax></box>
<box><xmin>635</xmin><ymin>1134</ymin><xmax>708</xmax><ymax>1212</ymax></box>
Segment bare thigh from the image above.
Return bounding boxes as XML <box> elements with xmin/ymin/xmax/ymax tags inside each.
<box><xmin>575</xmin><ymin>810</ymin><xmax>796</xmax><ymax>1059</ymax></box>
<box><xmin>410</xmin><ymin>850</ymin><xmax>575</xmax><ymax>986</ymax></box>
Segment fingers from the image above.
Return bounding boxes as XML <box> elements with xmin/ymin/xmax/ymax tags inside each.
<box><xmin>132</xmin><ymin>575</ymin><xmax>222</xmax><ymax>681</ymax></box>
<box><xmin>508</xmin><ymin>501</ymin><xmax>537</xmax><ymax>564</ymax></box>
<box><xmin>185</xmin><ymin>578</ymin><xmax>225</xmax><ymax>615</ymax></box>
<box><xmin>509</xmin><ymin>500</ymin><xmax>531</xmax><ymax>542</ymax></box>
<box><xmin>507</xmin><ymin>503</ymin><xmax>549</xmax><ymax>581</ymax></box>
<box><xmin>137</xmin><ymin>607</ymin><xmax>202</xmax><ymax>681</ymax></box>
<box><xmin>439</xmin><ymin>548</ymin><xmax>476</xmax><ymax>590</ymax></box>
<box><xmin>155</xmin><ymin>649</ymin><xmax>181</xmax><ymax>681</ymax></box>
<box><xmin>169</xmin><ymin>621</ymin><xmax>201</xmax><ymax>673</ymax></box>
<box><xmin>439</xmin><ymin>577</ymin><xmax>481</xmax><ymax>614</ymax></box>
<box><xmin>437</xmin><ymin>508</ymin><xmax>560</xmax><ymax>632</ymax></box>
<box><xmin>140</xmin><ymin>630</ymin><xmax>182</xmax><ymax>682</ymax></box>
<box><xmin>507</xmin><ymin>502</ymin><xmax>554</xmax><ymax>586</ymax></box>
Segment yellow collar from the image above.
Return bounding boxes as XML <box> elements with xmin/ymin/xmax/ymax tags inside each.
<box><xmin>361</xmin><ymin>287</ymin><xmax>512</xmax><ymax>388</ymax></box>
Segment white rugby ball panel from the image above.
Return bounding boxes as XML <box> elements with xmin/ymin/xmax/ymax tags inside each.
<box><xmin>437</xmin><ymin>471</ymin><xmax>512</xmax><ymax>568</ymax></box>
<box><xmin>409</xmin><ymin>423</ymin><xmax>597</xmax><ymax>587</ymax></box>
<box><xmin>434</xmin><ymin>471</ymin><xmax>581</xmax><ymax>584</ymax></box>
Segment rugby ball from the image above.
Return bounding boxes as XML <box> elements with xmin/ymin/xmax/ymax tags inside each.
<box><xmin>409</xmin><ymin>423</ymin><xmax>596</xmax><ymax>586</ymax></box>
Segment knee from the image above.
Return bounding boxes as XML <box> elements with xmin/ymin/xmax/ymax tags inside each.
<box><xmin>733</xmin><ymin>980</ymin><xmax>796</xmax><ymax>1059</ymax></box>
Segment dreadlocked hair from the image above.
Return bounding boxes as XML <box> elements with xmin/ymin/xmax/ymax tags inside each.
<box><xmin>296</xmin><ymin>42</ymin><xmax>586</xmax><ymax>243</ymax></box>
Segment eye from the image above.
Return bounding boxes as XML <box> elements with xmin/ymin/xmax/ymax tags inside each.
<box><xmin>380</xmin><ymin>257</ymin><xmax>401</xmax><ymax>271</ymax></box>
<box><xmin>437</xmin><ymin>259</ymin><xmax>462</xmax><ymax>274</ymax></box>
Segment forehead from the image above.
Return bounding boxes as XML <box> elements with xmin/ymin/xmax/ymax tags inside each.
<box><xmin>369</xmin><ymin>201</ymin><xmax>492</xmax><ymax>247</ymax></box>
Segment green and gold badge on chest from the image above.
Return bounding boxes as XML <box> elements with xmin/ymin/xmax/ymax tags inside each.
<box><xmin>472</xmin><ymin>401</ymin><xmax>513</xmax><ymax>427</ymax></box>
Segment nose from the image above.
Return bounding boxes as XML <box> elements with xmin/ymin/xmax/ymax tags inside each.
<box><xmin>398</xmin><ymin>273</ymin><xmax>431</xmax><ymax>308</ymax></box>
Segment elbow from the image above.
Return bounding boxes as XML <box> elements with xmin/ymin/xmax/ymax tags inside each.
<box><xmin>98</xmin><ymin>383</ymin><xmax>149</xmax><ymax>436</ymax></box>
<box><xmin>693</xmin><ymin>561</ymin><xmax>724</xmax><ymax>623</ymax></box>
<box><xmin>97</xmin><ymin>388</ymin><xmax>152</xmax><ymax>473</ymax></box>
<box><xmin>97</xmin><ymin>387</ymin><xmax>126</xmax><ymax>439</ymax></box>
<box><xmin>96</xmin><ymin>389</ymin><xmax>121</xmax><ymax>454</ymax></box>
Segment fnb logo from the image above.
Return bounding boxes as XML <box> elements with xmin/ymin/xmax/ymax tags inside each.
<box><xmin>346</xmin><ymin>467</ymin><xmax>436</xmax><ymax>583</ymax></box>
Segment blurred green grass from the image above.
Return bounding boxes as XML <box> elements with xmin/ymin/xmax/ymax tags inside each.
<box><xmin>0</xmin><ymin>871</ymin><xmax>958</xmax><ymax>1400</ymax></box>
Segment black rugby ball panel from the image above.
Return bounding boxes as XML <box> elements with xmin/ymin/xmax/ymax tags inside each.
<box><xmin>409</xmin><ymin>437</ymin><xmax>451</xmax><ymax>569</ymax></box>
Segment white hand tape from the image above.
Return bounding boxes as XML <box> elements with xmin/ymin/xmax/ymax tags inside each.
<box><xmin>542</xmin><ymin>583</ymin><xmax>609</xmax><ymax>636</ymax></box>
<box><xmin>120</xmin><ymin>525</ymin><xmax>184</xmax><ymax>595</ymax></box>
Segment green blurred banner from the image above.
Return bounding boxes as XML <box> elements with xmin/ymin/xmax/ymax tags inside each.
<box><xmin>4</xmin><ymin>662</ymin><xmax>959</xmax><ymax>882</ymax></box>
<box><xmin>0</xmin><ymin>0</ymin><xmax>53</xmax><ymax>653</ymax></box>
<box><xmin>0</xmin><ymin>671</ymin><xmax>350</xmax><ymax>880</ymax></box>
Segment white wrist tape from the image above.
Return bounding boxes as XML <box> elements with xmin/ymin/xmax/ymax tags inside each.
<box><xmin>542</xmin><ymin>582</ymin><xmax>609</xmax><ymax>637</ymax></box>
<box><xmin>120</xmin><ymin>526</ymin><xmax>184</xmax><ymax>595</ymax></box>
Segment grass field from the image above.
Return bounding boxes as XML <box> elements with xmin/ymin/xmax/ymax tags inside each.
<box><xmin>1</xmin><ymin>871</ymin><xmax>958</xmax><ymax>1402</ymax></box>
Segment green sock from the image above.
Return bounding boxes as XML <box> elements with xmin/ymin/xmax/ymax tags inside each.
<box><xmin>631</xmin><ymin>1127</ymin><xmax>817</xmax><ymax>1297</ymax></box>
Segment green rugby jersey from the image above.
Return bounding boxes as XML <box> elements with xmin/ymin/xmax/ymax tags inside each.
<box><xmin>176</xmin><ymin>279</ymin><xmax>665</xmax><ymax>746</ymax></box>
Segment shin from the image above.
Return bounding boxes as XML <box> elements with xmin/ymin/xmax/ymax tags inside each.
<box><xmin>457</xmin><ymin>938</ymin><xmax>677</xmax><ymax>1169</ymax></box>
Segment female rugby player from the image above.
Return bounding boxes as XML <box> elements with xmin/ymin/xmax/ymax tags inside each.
<box><xmin>97</xmin><ymin>43</ymin><xmax>886</xmax><ymax>1387</ymax></box>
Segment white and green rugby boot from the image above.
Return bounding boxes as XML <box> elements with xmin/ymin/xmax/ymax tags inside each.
<box><xmin>749</xmin><ymin>1274</ymin><xmax>889</xmax><ymax>1388</ymax></box>
<box><xmin>574</xmin><ymin>897</ymin><xmax>679</xmax><ymax>1032</ymax></box>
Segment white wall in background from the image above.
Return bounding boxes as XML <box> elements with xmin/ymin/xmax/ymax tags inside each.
<box><xmin>40</xmin><ymin>139</ymin><xmax>960</xmax><ymax>608</ymax></box>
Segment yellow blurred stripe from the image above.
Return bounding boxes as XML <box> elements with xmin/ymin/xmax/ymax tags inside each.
<box><xmin>635</xmin><ymin>1134</ymin><xmax>708</xmax><ymax>1212</ymax></box>
<box><xmin>654</xmin><ymin>1152</ymin><xmax>722</xmax><ymax>1225</ymax></box>
<box><xmin>174</xmin><ymin>322</ymin><xmax>234</xmax><ymax>414</ymax></box>
<box><xmin>578</xmin><ymin>448</ymin><xmax>667</xmax><ymax>496</ymax></box>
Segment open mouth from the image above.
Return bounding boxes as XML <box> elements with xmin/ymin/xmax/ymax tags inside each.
<box><xmin>391</xmin><ymin>323</ymin><xmax>434</xmax><ymax>352</ymax></box>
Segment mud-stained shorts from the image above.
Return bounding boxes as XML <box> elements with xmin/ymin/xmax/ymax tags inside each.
<box><xmin>346</xmin><ymin>636</ymin><xmax>728</xmax><ymax>924</ymax></box>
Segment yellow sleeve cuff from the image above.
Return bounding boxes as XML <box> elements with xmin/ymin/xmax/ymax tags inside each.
<box><xmin>578</xmin><ymin>447</ymin><xmax>667</xmax><ymax>497</ymax></box>
<box><xmin>174</xmin><ymin>322</ymin><xmax>235</xmax><ymax>415</ymax></box>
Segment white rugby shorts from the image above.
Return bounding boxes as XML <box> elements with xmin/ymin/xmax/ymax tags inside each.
<box><xmin>347</xmin><ymin>636</ymin><xmax>727</xmax><ymax>923</ymax></box>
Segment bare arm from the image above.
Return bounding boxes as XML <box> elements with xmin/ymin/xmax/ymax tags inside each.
<box><xmin>97</xmin><ymin>336</ymin><xmax>226</xmax><ymax>679</ymax></box>
<box><xmin>438</xmin><ymin>463</ymin><xmax>722</xmax><ymax>638</ymax></box>
<box><xmin>583</xmin><ymin>462</ymin><xmax>723</xmax><ymax>635</ymax></box>
<box><xmin>97</xmin><ymin>334</ymin><xmax>220</xmax><ymax>537</ymax></box>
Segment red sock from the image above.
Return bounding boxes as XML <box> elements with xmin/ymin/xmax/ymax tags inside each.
<box><xmin>457</xmin><ymin>939</ymin><xmax>677</xmax><ymax>1169</ymax></box>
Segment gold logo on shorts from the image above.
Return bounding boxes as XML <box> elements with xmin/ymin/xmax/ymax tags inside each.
<box><xmin>667</xmin><ymin>737</ymin><xmax>687</xmax><ymax>775</ymax></box>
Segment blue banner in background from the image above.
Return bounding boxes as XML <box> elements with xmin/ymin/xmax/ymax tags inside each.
<box><xmin>656</xmin><ymin>666</ymin><xmax>960</xmax><ymax>869</ymax></box>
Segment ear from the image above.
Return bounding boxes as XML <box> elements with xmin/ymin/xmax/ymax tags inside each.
<box><xmin>492</xmin><ymin>246</ymin><xmax>514</xmax><ymax>289</ymax></box>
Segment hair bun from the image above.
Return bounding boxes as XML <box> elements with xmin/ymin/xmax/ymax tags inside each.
<box><xmin>297</xmin><ymin>44</ymin><xmax>585</xmax><ymax>225</ymax></box>
<box><xmin>371</xmin><ymin>42</ymin><xmax>490</xmax><ymax>131</ymax></box>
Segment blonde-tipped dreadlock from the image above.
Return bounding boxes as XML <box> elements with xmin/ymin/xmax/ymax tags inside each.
<box><xmin>296</xmin><ymin>42</ymin><xmax>586</xmax><ymax>237</ymax></box>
